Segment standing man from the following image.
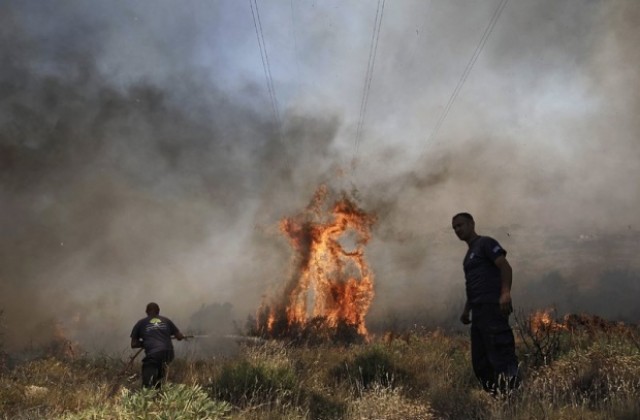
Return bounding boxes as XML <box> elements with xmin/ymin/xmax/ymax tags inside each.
<box><xmin>452</xmin><ymin>212</ymin><xmax>519</xmax><ymax>394</ymax></box>
<box><xmin>130</xmin><ymin>302</ymin><xmax>185</xmax><ymax>388</ymax></box>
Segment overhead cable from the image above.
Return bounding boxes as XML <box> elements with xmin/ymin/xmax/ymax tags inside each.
<box><xmin>425</xmin><ymin>0</ymin><xmax>510</xmax><ymax>146</ymax></box>
<box><xmin>290</xmin><ymin>0</ymin><xmax>302</xmax><ymax>96</ymax></box>
<box><xmin>353</xmin><ymin>0</ymin><xmax>387</xmax><ymax>168</ymax></box>
<box><xmin>249</xmin><ymin>0</ymin><xmax>282</xmax><ymax>132</ymax></box>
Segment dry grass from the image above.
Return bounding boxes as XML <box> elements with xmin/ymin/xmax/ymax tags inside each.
<box><xmin>1</xmin><ymin>320</ymin><xmax>639</xmax><ymax>419</ymax></box>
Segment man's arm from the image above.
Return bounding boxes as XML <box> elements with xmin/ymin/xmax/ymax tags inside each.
<box><xmin>167</xmin><ymin>319</ymin><xmax>185</xmax><ymax>341</ymax></box>
<box><xmin>460</xmin><ymin>301</ymin><xmax>471</xmax><ymax>325</ymax></box>
<box><xmin>131</xmin><ymin>337</ymin><xmax>142</xmax><ymax>349</ymax></box>
<box><xmin>494</xmin><ymin>255</ymin><xmax>513</xmax><ymax>316</ymax></box>
<box><xmin>130</xmin><ymin>322</ymin><xmax>142</xmax><ymax>349</ymax></box>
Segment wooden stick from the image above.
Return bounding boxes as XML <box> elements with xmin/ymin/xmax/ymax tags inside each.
<box><xmin>107</xmin><ymin>348</ymin><xmax>144</xmax><ymax>398</ymax></box>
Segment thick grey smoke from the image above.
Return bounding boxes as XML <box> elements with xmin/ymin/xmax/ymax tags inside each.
<box><xmin>1</xmin><ymin>0</ymin><xmax>638</xmax><ymax>353</ymax></box>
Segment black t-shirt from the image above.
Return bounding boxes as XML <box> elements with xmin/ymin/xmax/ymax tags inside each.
<box><xmin>463</xmin><ymin>236</ymin><xmax>507</xmax><ymax>304</ymax></box>
<box><xmin>130</xmin><ymin>315</ymin><xmax>179</xmax><ymax>355</ymax></box>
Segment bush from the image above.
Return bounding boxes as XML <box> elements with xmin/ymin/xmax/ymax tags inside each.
<box><xmin>331</xmin><ymin>345</ymin><xmax>411</xmax><ymax>390</ymax></box>
<box><xmin>308</xmin><ymin>391</ymin><xmax>348</xmax><ymax>420</ymax></box>
<box><xmin>63</xmin><ymin>383</ymin><xmax>231</xmax><ymax>420</ymax></box>
<box><xmin>210</xmin><ymin>360</ymin><xmax>298</xmax><ymax>407</ymax></box>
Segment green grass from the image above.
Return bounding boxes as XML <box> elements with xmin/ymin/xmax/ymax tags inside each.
<box><xmin>61</xmin><ymin>383</ymin><xmax>232</xmax><ymax>420</ymax></box>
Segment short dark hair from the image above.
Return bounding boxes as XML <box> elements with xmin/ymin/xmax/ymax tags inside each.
<box><xmin>146</xmin><ymin>302</ymin><xmax>160</xmax><ymax>314</ymax></box>
<box><xmin>452</xmin><ymin>212</ymin><xmax>474</xmax><ymax>222</ymax></box>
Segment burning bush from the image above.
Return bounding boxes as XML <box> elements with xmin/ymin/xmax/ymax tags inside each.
<box><xmin>256</xmin><ymin>186</ymin><xmax>376</xmax><ymax>344</ymax></box>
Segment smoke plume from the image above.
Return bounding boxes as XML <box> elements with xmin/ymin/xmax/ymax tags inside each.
<box><xmin>1</xmin><ymin>0</ymin><xmax>638</xmax><ymax>352</ymax></box>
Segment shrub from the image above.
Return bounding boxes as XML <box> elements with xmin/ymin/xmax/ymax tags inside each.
<box><xmin>210</xmin><ymin>360</ymin><xmax>298</xmax><ymax>407</ymax></box>
<box><xmin>308</xmin><ymin>391</ymin><xmax>347</xmax><ymax>420</ymax></box>
<box><xmin>62</xmin><ymin>383</ymin><xmax>231</xmax><ymax>420</ymax></box>
<box><xmin>513</xmin><ymin>308</ymin><xmax>564</xmax><ymax>367</ymax></box>
<box><xmin>125</xmin><ymin>383</ymin><xmax>231</xmax><ymax>419</ymax></box>
<box><xmin>331</xmin><ymin>345</ymin><xmax>411</xmax><ymax>390</ymax></box>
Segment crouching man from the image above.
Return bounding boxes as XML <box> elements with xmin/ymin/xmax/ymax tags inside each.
<box><xmin>130</xmin><ymin>302</ymin><xmax>185</xmax><ymax>388</ymax></box>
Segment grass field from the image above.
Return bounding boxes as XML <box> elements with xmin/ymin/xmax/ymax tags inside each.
<box><xmin>1</xmin><ymin>312</ymin><xmax>639</xmax><ymax>420</ymax></box>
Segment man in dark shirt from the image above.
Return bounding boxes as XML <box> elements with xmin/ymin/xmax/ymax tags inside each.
<box><xmin>130</xmin><ymin>302</ymin><xmax>185</xmax><ymax>388</ymax></box>
<box><xmin>452</xmin><ymin>212</ymin><xmax>519</xmax><ymax>394</ymax></box>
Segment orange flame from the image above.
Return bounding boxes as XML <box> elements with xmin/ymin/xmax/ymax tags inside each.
<box><xmin>528</xmin><ymin>308</ymin><xmax>567</xmax><ymax>334</ymax></box>
<box><xmin>527</xmin><ymin>310</ymin><xmax>632</xmax><ymax>338</ymax></box>
<box><xmin>49</xmin><ymin>320</ymin><xmax>81</xmax><ymax>358</ymax></box>
<box><xmin>258</xmin><ymin>185</ymin><xmax>376</xmax><ymax>339</ymax></box>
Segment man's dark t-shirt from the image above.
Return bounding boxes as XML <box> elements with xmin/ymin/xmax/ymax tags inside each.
<box><xmin>130</xmin><ymin>316</ymin><xmax>179</xmax><ymax>355</ymax></box>
<box><xmin>463</xmin><ymin>236</ymin><xmax>507</xmax><ymax>304</ymax></box>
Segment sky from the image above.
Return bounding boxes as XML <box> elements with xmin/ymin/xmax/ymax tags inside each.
<box><xmin>1</xmin><ymin>0</ymin><xmax>639</xmax><ymax>353</ymax></box>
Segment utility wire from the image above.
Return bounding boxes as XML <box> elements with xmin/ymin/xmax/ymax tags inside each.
<box><xmin>425</xmin><ymin>0</ymin><xmax>509</xmax><ymax>146</ymax></box>
<box><xmin>353</xmin><ymin>0</ymin><xmax>386</xmax><ymax>169</ymax></box>
<box><xmin>290</xmin><ymin>0</ymin><xmax>302</xmax><ymax>97</ymax></box>
<box><xmin>249</xmin><ymin>0</ymin><xmax>282</xmax><ymax>133</ymax></box>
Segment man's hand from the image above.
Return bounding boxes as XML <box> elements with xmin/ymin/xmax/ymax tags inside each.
<box><xmin>499</xmin><ymin>291</ymin><xmax>513</xmax><ymax>316</ymax></box>
<box><xmin>495</xmin><ymin>256</ymin><xmax>513</xmax><ymax>317</ymax></box>
<box><xmin>460</xmin><ymin>310</ymin><xmax>471</xmax><ymax>325</ymax></box>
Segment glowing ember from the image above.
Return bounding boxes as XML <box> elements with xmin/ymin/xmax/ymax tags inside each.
<box><xmin>257</xmin><ymin>185</ymin><xmax>376</xmax><ymax>340</ymax></box>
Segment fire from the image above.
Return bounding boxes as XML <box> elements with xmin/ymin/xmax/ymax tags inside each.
<box><xmin>257</xmin><ymin>185</ymin><xmax>376</xmax><ymax>341</ymax></box>
<box><xmin>528</xmin><ymin>308</ymin><xmax>566</xmax><ymax>334</ymax></box>
<box><xmin>526</xmin><ymin>309</ymin><xmax>634</xmax><ymax>340</ymax></box>
<box><xmin>48</xmin><ymin>320</ymin><xmax>81</xmax><ymax>358</ymax></box>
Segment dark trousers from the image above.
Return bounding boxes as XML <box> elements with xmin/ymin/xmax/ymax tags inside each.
<box><xmin>470</xmin><ymin>303</ymin><xmax>519</xmax><ymax>393</ymax></box>
<box><xmin>141</xmin><ymin>350</ymin><xmax>174</xmax><ymax>389</ymax></box>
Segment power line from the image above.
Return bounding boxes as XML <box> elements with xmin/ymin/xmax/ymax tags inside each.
<box><xmin>249</xmin><ymin>0</ymin><xmax>282</xmax><ymax>132</ymax></box>
<box><xmin>353</xmin><ymin>0</ymin><xmax>386</xmax><ymax>168</ymax></box>
<box><xmin>290</xmin><ymin>0</ymin><xmax>302</xmax><ymax>96</ymax></box>
<box><xmin>425</xmin><ymin>0</ymin><xmax>510</xmax><ymax>146</ymax></box>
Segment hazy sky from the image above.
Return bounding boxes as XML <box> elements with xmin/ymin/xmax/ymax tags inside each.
<box><xmin>1</xmin><ymin>0</ymin><xmax>638</xmax><ymax>352</ymax></box>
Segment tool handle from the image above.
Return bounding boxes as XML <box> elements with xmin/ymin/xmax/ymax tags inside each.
<box><xmin>130</xmin><ymin>347</ymin><xmax>144</xmax><ymax>361</ymax></box>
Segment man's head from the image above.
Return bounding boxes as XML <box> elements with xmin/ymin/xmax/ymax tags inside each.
<box><xmin>146</xmin><ymin>302</ymin><xmax>160</xmax><ymax>316</ymax></box>
<box><xmin>452</xmin><ymin>212</ymin><xmax>477</xmax><ymax>243</ymax></box>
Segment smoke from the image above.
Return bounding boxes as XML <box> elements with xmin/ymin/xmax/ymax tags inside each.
<box><xmin>1</xmin><ymin>0</ymin><xmax>639</xmax><ymax>352</ymax></box>
<box><xmin>355</xmin><ymin>0</ymin><xmax>640</xmax><ymax>328</ymax></box>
